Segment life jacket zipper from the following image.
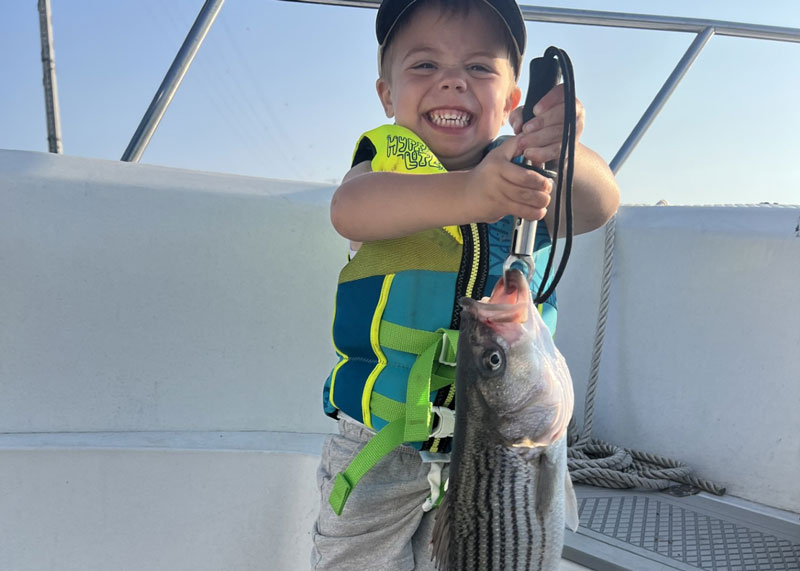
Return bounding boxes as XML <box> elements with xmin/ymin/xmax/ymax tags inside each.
<box><xmin>430</xmin><ymin>222</ymin><xmax>487</xmax><ymax>453</ymax></box>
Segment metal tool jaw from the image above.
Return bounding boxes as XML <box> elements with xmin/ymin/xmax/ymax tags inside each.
<box><xmin>504</xmin><ymin>218</ymin><xmax>537</xmax><ymax>285</ymax></box>
<box><xmin>502</xmin><ymin>163</ymin><xmax>556</xmax><ymax>291</ymax></box>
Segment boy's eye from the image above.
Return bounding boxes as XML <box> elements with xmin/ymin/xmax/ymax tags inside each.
<box><xmin>412</xmin><ymin>62</ymin><xmax>436</xmax><ymax>70</ymax></box>
<box><xmin>468</xmin><ymin>64</ymin><xmax>493</xmax><ymax>73</ymax></box>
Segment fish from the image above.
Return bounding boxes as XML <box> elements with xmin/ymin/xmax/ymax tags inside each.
<box><xmin>431</xmin><ymin>269</ymin><xmax>579</xmax><ymax>571</ymax></box>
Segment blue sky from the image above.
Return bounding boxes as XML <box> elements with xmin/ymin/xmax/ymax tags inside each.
<box><xmin>1</xmin><ymin>0</ymin><xmax>799</xmax><ymax>205</ymax></box>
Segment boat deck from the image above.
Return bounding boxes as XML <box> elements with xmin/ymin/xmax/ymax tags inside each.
<box><xmin>567</xmin><ymin>486</ymin><xmax>800</xmax><ymax>570</ymax></box>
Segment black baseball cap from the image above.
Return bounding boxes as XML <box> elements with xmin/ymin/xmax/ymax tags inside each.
<box><xmin>376</xmin><ymin>0</ymin><xmax>526</xmax><ymax>75</ymax></box>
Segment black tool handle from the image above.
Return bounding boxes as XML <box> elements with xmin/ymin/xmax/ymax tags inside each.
<box><xmin>522</xmin><ymin>54</ymin><xmax>561</xmax><ymax>124</ymax></box>
<box><xmin>506</xmin><ymin>51</ymin><xmax>563</xmax><ymax>284</ymax></box>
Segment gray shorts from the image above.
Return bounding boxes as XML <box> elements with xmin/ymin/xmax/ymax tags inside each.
<box><xmin>311</xmin><ymin>415</ymin><xmax>449</xmax><ymax>571</ymax></box>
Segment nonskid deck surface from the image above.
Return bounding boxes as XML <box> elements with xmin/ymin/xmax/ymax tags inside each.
<box><xmin>564</xmin><ymin>486</ymin><xmax>800</xmax><ymax>571</ymax></box>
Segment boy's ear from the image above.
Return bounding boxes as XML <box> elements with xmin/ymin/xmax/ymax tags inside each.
<box><xmin>376</xmin><ymin>78</ymin><xmax>395</xmax><ymax>118</ymax></box>
<box><xmin>504</xmin><ymin>85</ymin><xmax>522</xmax><ymax>120</ymax></box>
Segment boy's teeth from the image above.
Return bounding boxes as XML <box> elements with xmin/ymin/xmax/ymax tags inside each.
<box><xmin>428</xmin><ymin>110</ymin><xmax>471</xmax><ymax>127</ymax></box>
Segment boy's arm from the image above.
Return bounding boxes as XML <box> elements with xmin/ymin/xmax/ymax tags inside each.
<box><xmin>330</xmin><ymin>136</ymin><xmax>554</xmax><ymax>243</ymax></box>
<box><xmin>544</xmin><ymin>142</ymin><xmax>619</xmax><ymax>236</ymax></box>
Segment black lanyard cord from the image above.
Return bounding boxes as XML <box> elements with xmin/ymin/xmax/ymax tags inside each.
<box><xmin>529</xmin><ymin>46</ymin><xmax>576</xmax><ymax>305</ymax></box>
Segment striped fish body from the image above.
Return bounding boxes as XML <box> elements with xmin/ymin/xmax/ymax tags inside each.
<box><xmin>432</xmin><ymin>270</ymin><xmax>578</xmax><ymax>571</ymax></box>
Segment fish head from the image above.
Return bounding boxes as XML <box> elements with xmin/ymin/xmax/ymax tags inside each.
<box><xmin>458</xmin><ymin>269</ymin><xmax>574</xmax><ymax>448</ymax></box>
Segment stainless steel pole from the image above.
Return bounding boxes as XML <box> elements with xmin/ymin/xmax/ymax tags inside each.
<box><xmin>609</xmin><ymin>26</ymin><xmax>715</xmax><ymax>174</ymax></box>
<box><xmin>279</xmin><ymin>1</ymin><xmax>800</xmax><ymax>44</ymax></box>
<box><xmin>121</xmin><ymin>0</ymin><xmax>226</xmax><ymax>162</ymax></box>
<box><xmin>278</xmin><ymin>3</ymin><xmax>799</xmax><ymax>175</ymax></box>
<box><xmin>38</xmin><ymin>0</ymin><xmax>62</xmax><ymax>154</ymax></box>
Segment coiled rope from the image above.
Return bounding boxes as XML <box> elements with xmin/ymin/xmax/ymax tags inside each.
<box><xmin>565</xmin><ymin>212</ymin><xmax>727</xmax><ymax>497</ymax></box>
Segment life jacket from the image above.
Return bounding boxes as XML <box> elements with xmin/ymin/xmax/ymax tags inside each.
<box><xmin>323</xmin><ymin>125</ymin><xmax>556</xmax><ymax>514</ymax></box>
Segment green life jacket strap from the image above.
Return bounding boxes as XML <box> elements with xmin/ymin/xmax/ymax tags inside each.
<box><xmin>329</xmin><ymin>323</ymin><xmax>458</xmax><ymax>515</ymax></box>
<box><xmin>402</xmin><ymin>326</ymin><xmax>458</xmax><ymax>442</ymax></box>
<box><xmin>329</xmin><ymin>417</ymin><xmax>406</xmax><ymax>516</ymax></box>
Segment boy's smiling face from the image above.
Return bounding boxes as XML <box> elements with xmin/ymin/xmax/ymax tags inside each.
<box><xmin>376</xmin><ymin>3</ymin><xmax>522</xmax><ymax>171</ymax></box>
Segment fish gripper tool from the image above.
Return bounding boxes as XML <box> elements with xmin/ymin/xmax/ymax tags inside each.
<box><xmin>503</xmin><ymin>52</ymin><xmax>561</xmax><ymax>291</ymax></box>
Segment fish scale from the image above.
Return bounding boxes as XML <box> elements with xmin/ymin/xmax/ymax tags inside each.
<box><xmin>441</xmin><ymin>436</ymin><xmax>570</xmax><ymax>570</ymax></box>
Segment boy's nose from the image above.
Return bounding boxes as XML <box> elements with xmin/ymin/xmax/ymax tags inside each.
<box><xmin>438</xmin><ymin>70</ymin><xmax>467</xmax><ymax>92</ymax></box>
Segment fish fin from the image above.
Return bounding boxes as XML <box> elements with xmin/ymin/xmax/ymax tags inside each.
<box><xmin>564</xmin><ymin>475</ymin><xmax>579</xmax><ymax>532</ymax></box>
<box><xmin>431</xmin><ymin>490</ymin><xmax>452</xmax><ymax>570</ymax></box>
<box><xmin>533</xmin><ymin>452</ymin><xmax>556</xmax><ymax>520</ymax></box>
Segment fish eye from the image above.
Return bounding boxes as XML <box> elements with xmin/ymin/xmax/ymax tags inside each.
<box><xmin>482</xmin><ymin>349</ymin><xmax>504</xmax><ymax>372</ymax></box>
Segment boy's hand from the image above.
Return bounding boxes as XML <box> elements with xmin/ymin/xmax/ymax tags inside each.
<box><xmin>464</xmin><ymin>135</ymin><xmax>553</xmax><ymax>223</ymax></box>
<box><xmin>508</xmin><ymin>84</ymin><xmax>585</xmax><ymax>166</ymax></box>
<box><xmin>504</xmin><ymin>84</ymin><xmax>620</xmax><ymax>237</ymax></box>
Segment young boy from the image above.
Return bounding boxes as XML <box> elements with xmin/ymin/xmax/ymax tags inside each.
<box><xmin>312</xmin><ymin>1</ymin><xmax>619</xmax><ymax>569</ymax></box>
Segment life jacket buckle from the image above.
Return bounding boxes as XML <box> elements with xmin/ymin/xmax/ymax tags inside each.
<box><xmin>438</xmin><ymin>330</ymin><xmax>457</xmax><ymax>367</ymax></box>
<box><xmin>430</xmin><ymin>406</ymin><xmax>456</xmax><ymax>439</ymax></box>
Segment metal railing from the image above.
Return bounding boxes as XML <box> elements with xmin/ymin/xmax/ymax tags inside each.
<box><xmin>38</xmin><ymin>0</ymin><xmax>62</xmax><ymax>154</ymax></box>
<box><xmin>278</xmin><ymin>1</ymin><xmax>800</xmax><ymax>174</ymax></box>
<box><xmin>121</xmin><ymin>0</ymin><xmax>226</xmax><ymax>162</ymax></box>
<box><xmin>122</xmin><ymin>1</ymin><xmax>800</xmax><ymax>169</ymax></box>
<box><xmin>279</xmin><ymin>0</ymin><xmax>800</xmax><ymax>42</ymax></box>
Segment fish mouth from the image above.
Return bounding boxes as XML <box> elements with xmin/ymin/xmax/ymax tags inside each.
<box><xmin>425</xmin><ymin>108</ymin><xmax>473</xmax><ymax>129</ymax></box>
<box><xmin>459</xmin><ymin>270</ymin><xmax>533</xmax><ymax>345</ymax></box>
<box><xmin>488</xmin><ymin>270</ymin><xmax>531</xmax><ymax>309</ymax></box>
<box><xmin>467</xmin><ymin>269</ymin><xmax>531</xmax><ymax>323</ymax></box>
